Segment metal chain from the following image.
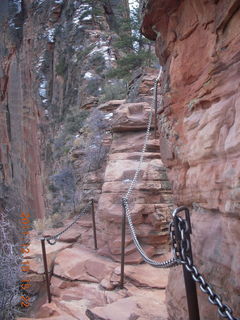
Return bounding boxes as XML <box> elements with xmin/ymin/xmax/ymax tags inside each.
<box><xmin>123</xmin><ymin>198</ymin><xmax>179</xmax><ymax>268</ymax></box>
<box><xmin>125</xmin><ymin>68</ymin><xmax>162</xmax><ymax>200</ymax></box>
<box><xmin>122</xmin><ymin>68</ymin><xmax>179</xmax><ymax>268</ymax></box>
<box><xmin>122</xmin><ymin>68</ymin><xmax>239</xmax><ymax>319</ymax></box>
<box><xmin>177</xmin><ymin>217</ymin><xmax>239</xmax><ymax>320</ymax></box>
<box><xmin>44</xmin><ymin>201</ymin><xmax>92</xmax><ymax>245</ymax></box>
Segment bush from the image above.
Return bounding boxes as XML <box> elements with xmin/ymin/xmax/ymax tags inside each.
<box><xmin>0</xmin><ymin>210</ymin><xmax>21</xmax><ymax>320</ymax></box>
<box><xmin>83</xmin><ymin>109</ymin><xmax>110</xmax><ymax>171</ymax></box>
<box><xmin>86</xmin><ymin>79</ymin><xmax>102</xmax><ymax>96</ymax></box>
<box><xmin>99</xmin><ymin>81</ymin><xmax>127</xmax><ymax>103</ymax></box>
<box><xmin>64</xmin><ymin>111</ymin><xmax>89</xmax><ymax>134</ymax></box>
<box><xmin>107</xmin><ymin>51</ymin><xmax>152</xmax><ymax>80</ymax></box>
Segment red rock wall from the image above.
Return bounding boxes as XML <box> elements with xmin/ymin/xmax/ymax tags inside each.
<box><xmin>142</xmin><ymin>1</ymin><xmax>240</xmax><ymax>319</ymax></box>
<box><xmin>0</xmin><ymin>0</ymin><xmax>45</xmax><ymax>218</ymax></box>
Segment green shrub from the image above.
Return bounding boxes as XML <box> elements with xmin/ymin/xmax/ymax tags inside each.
<box><xmin>64</xmin><ymin>111</ymin><xmax>89</xmax><ymax>134</ymax></box>
<box><xmin>99</xmin><ymin>81</ymin><xmax>127</xmax><ymax>103</ymax></box>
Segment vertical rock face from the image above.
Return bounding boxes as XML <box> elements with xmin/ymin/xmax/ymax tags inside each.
<box><xmin>0</xmin><ymin>0</ymin><xmax>128</xmax><ymax>218</ymax></box>
<box><xmin>142</xmin><ymin>1</ymin><xmax>240</xmax><ymax>319</ymax></box>
<box><xmin>0</xmin><ymin>0</ymin><xmax>45</xmax><ymax>217</ymax></box>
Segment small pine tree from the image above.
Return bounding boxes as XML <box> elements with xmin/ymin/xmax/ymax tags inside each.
<box><xmin>107</xmin><ymin>0</ymin><xmax>155</xmax><ymax>80</ymax></box>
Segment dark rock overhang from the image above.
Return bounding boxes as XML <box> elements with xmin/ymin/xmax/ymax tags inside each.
<box><xmin>141</xmin><ymin>0</ymin><xmax>181</xmax><ymax>40</ymax></box>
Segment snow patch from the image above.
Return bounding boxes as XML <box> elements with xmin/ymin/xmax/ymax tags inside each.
<box><xmin>88</xmin><ymin>39</ymin><xmax>116</xmax><ymax>67</ymax></box>
<box><xmin>84</xmin><ymin>72</ymin><xmax>94</xmax><ymax>80</ymax></box>
<box><xmin>8</xmin><ymin>0</ymin><xmax>22</xmax><ymax>29</ymax></box>
<box><xmin>123</xmin><ymin>179</ymin><xmax>132</xmax><ymax>184</ymax></box>
<box><xmin>82</xmin><ymin>14</ymin><xmax>92</xmax><ymax>21</ymax></box>
<box><xmin>46</xmin><ymin>28</ymin><xmax>56</xmax><ymax>43</ymax></box>
<box><xmin>13</xmin><ymin>0</ymin><xmax>22</xmax><ymax>14</ymax></box>
<box><xmin>35</xmin><ymin>0</ymin><xmax>47</xmax><ymax>6</ymax></box>
<box><xmin>54</xmin><ymin>0</ymin><xmax>64</xmax><ymax>4</ymax></box>
<box><xmin>72</xmin><ymin>4</ymin><xmax>92</xmax><ymax>26</ymax></box>
<box><xmin>39</xmin><ymin>79</ymin><xmax>48</xmax><ymax>100</ymax></box>
<box><xmin>104</xmin><ymin>113</ymin><xmax>113</xmax><ymax>120</ymax></box>
<box><xmin>35</xmin><ymin>54</ymin><xmax>45</xmax><ymax>72</ymax></box>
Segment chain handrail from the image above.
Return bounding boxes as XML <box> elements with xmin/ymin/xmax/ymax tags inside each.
<box><xmin>123</xmin><ymin>198</ymin><xmax>179</xmax><ymax>268</ymax></box>
<box><xmin>173</xmin><ymin>212</ymin><xmax>239</xmax><ymax>320</ymax></box>
<box><xmin>121</xmin><ymin>68</ymin><xmax>239</xmax><ymax>319</ymax></box>
<box><xmin>122</xmin><ymin>68</ymin><xmax>179</xmax><ymax>268</ymax></box>
<box><xmin>44</xmin><ymin>200</ymin><xmax>92</xmax><ymax>245</ymax></box>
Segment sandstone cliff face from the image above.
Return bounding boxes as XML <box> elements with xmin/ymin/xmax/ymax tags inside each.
<box><xmin>0</xmin><ymin>0</ymin><xmax>128</xmax><ymax>218</ymax></box>
<box><xmin>142</xmin><ymin>1</ymin><xmax>240</xmax><ymax>319</ymax></box>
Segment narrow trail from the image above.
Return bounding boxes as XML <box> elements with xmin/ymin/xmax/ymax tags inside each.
<box><xmin>18</xmin><ymin>71</ymin><xmax>173</xmax><ymax>320</ymax></box>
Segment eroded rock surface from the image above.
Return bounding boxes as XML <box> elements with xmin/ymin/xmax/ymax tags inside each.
<box><xmin>142</xmin><ymin>1</ymin><xmax>240</xmax><ymax>319</ymax></box>
<box><xmin>97</xmin><ymin>100</ymin><xmax>174</xmax><ymax>262</ymax></box>
<box><xmin>18</xmin><ymin>224</ymin><xmax>170</xmax><ymax>320</ymax></box>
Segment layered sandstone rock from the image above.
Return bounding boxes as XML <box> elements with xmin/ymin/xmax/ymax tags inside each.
<box><xmin>142</xmin><ymin>1</ymin><xmax>240</xmax><ymax>319</ymax></box>
<box><xmin>96</xmin><ymin>100</ymin><xmax>174</xmax><ymax>262</ymax></box>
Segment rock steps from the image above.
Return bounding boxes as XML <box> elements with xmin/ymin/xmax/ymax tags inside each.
<box><xmin>20</xmin><ymin>238</ymin><xmax>170</xmax><ymax>320</ymax></box>
<box><xmin>19</xmin><ymin>99</ymin><xmax>173</xmax><ymax>320</ymax></box>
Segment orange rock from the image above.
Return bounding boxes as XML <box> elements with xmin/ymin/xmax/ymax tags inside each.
<box><xmin>142</xmin><ymin>0</ymin><xmax>240</xmax><ymax>319</ymax></box>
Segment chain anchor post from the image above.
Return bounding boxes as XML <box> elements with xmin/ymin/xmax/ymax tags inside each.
<box><xmin>91</xmin><ymin>199</ymin><xmax>98</xmax><ymax>250</ymax></box>
<box><xmin>120</xmin><ymin>198</ymin><xmax>126</xmax><ymax>289</ymax></box>
<box><xmin>173</xmin><ymin>207</ymin><xmax>200</xmax><ymax>320</ymax></box>
<box><xmin>41</xmin><ymin>238</ymin><xmax>51</xmax><ymax>303</ymax></box>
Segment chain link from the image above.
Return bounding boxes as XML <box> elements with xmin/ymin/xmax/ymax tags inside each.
<box><xmin>44</xmin><ymin>201</ymin><xmax>92</xmax><ymax>245</ymax></box>
<box><xmin>122</xmin><ymin>68</ymin><xmax>180</xmax><ymax>268</ymax></box>
<box><xmin>123</xmin><ymin>198</ymin><xmax>179</xmax><ymax>268</ymax></box>
<box><xmin>177</xmin><ymin>217</ymin><xmax>239</xmax><ymax>320</ymax></box>
<box><xmin>121</xmin><ymin>67</ymin><xmax>239</xmax><ymax>318</ymax></box>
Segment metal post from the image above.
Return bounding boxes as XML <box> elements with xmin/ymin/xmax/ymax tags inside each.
<box><xmin>173</xmin><ymin>207</ymin><xmax>200</xmax><ymax>320</ymax></box>
<box><xmin>91</xmin><ymin>199</ymin><xmax>98</xmax><ymax>250</ymax></box>
<box><xmin>41</xmin><ymin>238</ymin><xmax>51</xmax><ymax>303</ymax></box>
<box><xmin>154</xmin><ymin>81</ymin><xmax>158</xmax><ymax>139</ymax></box>
<box><xmin>120</xmin><ymin>198</ymin><xmax>126</xmax><ymax>289</ymax></box>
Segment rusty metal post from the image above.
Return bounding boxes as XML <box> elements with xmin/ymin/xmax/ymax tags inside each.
<box><xmin>173</xmin><ymin>207</ymin><xmax>200</xmax><ymax>320</ymax></box>
<box><xmin>91</xmin><ymin>199</ymin><xmax>98</xmax><ymax>250</ymax></box>
<box><xmin>154</xmin><ymin>80</ymin><xmax>158</xmax><ymax>139</ymax></box>
<box><xmin>41</xmin><ymin>238</ymin><xmax>51</xmax><ymax>303</ymax></box>
<box><xmin>120</xmin><ymin>198</ymin><xmax>126</xmax><ymax>289</ymax></box>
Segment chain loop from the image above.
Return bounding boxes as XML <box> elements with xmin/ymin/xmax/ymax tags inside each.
<box><xmin>44</xmin><ymin>201</ymin><xmax>92</xmax><ymax>245</ymax></box>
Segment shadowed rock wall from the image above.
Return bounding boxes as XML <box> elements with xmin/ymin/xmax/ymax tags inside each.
<box><xmin>142</xmin><ymin>1</ymin><xmax>240</xmax><ymax>319</ymax></box>
<box><xmin>0</xmin><ymin>0</ymin><xmax>128</xmax><ymax>218</ymax></box>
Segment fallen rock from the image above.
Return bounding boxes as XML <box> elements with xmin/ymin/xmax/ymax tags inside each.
<box><xmin>124</xmin><ymin>263</ymin><xmax>169</xmax><ymax>289</ymax></box>
<box><xmin>86</xmin><ymin>297</ymin><xmax>140</xmax><ymax>320</ymax></box>
<box><xmin>86</xmin><ymin>293</ymin><xmax>169</xmax><ymax>320</ymax></box>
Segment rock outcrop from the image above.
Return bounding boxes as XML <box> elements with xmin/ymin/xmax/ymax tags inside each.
<box><xmin>142</xmin><ymin>1</ymin><xmax>240</xmax><ymax>319</ymax></box>
<box><xmin>97</xmin><ymin>98</ymin><xmax>174</xmax><ymax>262</ymax></box>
